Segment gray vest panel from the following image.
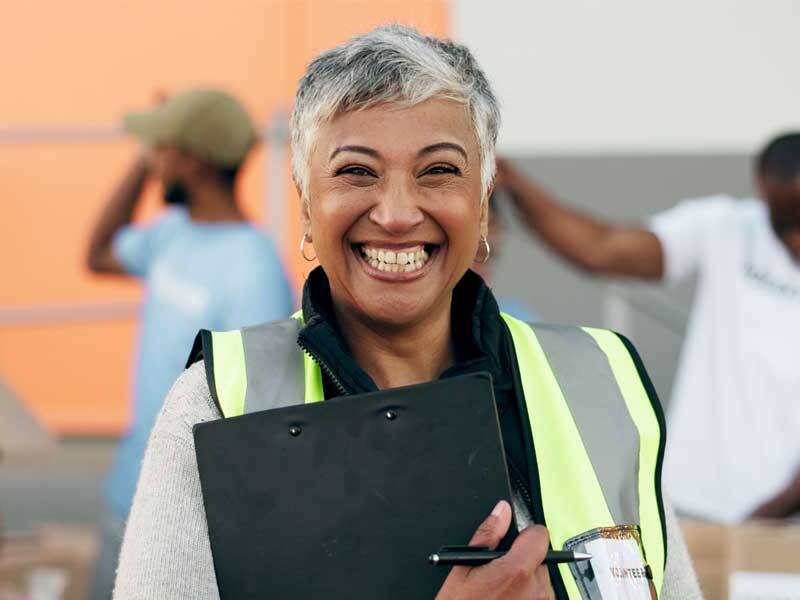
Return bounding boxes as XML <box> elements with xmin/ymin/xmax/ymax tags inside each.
<box><xmin>530</xmin><ymin>324</ymin><xmax>641</xmax><ymax>526</ymax></box>
<box><xmin>240</xmin><ymin>318</ymin><xmax>306</xmax><ymax>413</ymax></box>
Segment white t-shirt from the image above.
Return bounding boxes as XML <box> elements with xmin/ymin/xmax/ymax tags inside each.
<box><xmin>649</xmin><ymin>196</ymin><xmax>800</xmax><ymax>524</ymax></box>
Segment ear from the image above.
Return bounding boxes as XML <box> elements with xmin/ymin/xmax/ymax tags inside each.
<box><xmin>298</xmin><ymin>183</ymin><xmax>312</xmax><ymax>241</ymax></box>
<box><xmin>479</xmin><ymin>183</ymin><xmax>494</xmax><ymax>239</ymax></box>
<box><xmin>756</xmin><ymin>175</ymin><xmax>769</xmax><ymax>201</ymax></box>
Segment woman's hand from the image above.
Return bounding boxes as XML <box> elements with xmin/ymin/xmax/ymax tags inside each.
<box><xmin>435</xmin><ymin>500</ymin><xmax>555</xmax><ymax>600</ymax></box>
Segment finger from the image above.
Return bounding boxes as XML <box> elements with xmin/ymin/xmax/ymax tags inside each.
<box><xmin>534</xmin><ymin>564</ymin><xmax>556</xmax><ymax>600</ymax></box>
<box><xmin>476</xmin><ymin>527</ymin><xmax>552</xmax><ymax>595</ymax></box>
<box><xmin>468</xmin><ymin>500</ymin><xmax>512</xmax><ymax>550</ymax></box>
<box><xmin>501</xmin><ymin>524</ymin><xmax>550</xmax><ymax>565</ymax></box>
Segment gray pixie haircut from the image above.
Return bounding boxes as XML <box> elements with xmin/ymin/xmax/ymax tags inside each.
<box><xmin>291</xmin><ymin>24</ymin><xmax>500</xmax><ymax>201</ymax></box>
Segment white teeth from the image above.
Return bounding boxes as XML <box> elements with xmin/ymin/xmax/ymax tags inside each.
<box><xmin>360</xmin><ymin>244</ymin><xmax>433</xmax><ymax>275</ymax></box>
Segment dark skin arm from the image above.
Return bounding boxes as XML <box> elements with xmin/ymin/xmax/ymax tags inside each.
<box><xmin>749</xmin><ymin>466</ymin><xmax>800</xmax><ymax>520</ymax></box>
<box><xmin>495</xmin><ymin>158</ymin><xmax>665</xmax><ymax>280</ymax></box>
<box><xmin>86</xmin><ymin>153</ymin><xmax>151</xmax><ymax>275</ymax></box>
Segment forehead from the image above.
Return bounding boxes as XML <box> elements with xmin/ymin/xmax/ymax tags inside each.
<box><xmin>313</xmin><ymin>99</ymin><xmax>478</xmax><ymax>161</ymax></box>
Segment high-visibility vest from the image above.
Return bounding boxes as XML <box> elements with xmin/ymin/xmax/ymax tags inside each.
<box><xmin>197</xmin><ymin>312</ymin><xmax>667</xmax><ymax>598</ymax></box>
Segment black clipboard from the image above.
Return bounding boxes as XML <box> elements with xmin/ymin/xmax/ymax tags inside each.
<box><xmin>194</xmin><ymin>372</ymin><xmax>516</xmax><ymax>599</ymax></box>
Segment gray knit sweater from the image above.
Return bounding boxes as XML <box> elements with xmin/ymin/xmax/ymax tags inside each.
<box><xmin>113</xmin><ymin>362</ymin><xmax>702</xmax><ymax>599</ymax></box>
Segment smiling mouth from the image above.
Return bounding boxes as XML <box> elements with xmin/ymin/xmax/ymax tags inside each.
<box><xmin>353</xmin><ymin>243</ymin><xmax>436</xmax><ymax>274</ymax></box>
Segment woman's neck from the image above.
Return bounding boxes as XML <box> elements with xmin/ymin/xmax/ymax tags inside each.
<box><xmin>333</xmin><ymin>299</ymin><xmax>454</xmax><ymax>390</ymax></box>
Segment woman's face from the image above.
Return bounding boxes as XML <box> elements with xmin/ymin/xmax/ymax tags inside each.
<box><xmin>303</xmin><ymin>99</ymin><xmax>487</xmax><ymax>329</ymax></box>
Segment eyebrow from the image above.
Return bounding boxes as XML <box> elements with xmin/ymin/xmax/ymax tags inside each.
<box><xmin>329</xmin><ymin>145</ymin><xmax>381</xmax><ymax>160</ymax></box>
<box><xmin>329</xmin><ymin>142</ymin><xmax>469</xmax><ymax>162</ymax></box>
<box><xmin>418</xmin><ymin>142</ymin><xmax>468</xmax><ymax>163</ymax></box>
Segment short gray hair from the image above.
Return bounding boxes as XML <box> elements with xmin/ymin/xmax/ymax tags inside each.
<box><xmin>291</xmin><ymin>24</ymin><xmax>500</xmax><ymax>201</ymax></box>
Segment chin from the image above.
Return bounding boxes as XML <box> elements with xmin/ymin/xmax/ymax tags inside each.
<box><xmin>355</xmin><ymin>295</ymin><xmax>433</xmax><ymax>330</ymax></box>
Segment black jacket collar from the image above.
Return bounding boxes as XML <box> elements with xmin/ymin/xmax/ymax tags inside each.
<box><xmin>296</xmin><ymin>266</ymin><xmax>512</xmax><ymax>397</ymax></box>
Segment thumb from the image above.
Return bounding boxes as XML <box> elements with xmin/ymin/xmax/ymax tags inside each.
<box><xmin>468</xmin><ymin>500</ymin><xmax>512</xmax><ymax>550</ymax></box>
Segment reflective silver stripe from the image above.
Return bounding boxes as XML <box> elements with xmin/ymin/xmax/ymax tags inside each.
<box><xmin>530</xmin><ymin>323</ymin><xmax>641</xmax><ymax>525</ymax></box>
<box><xmin>240</xmin><ymin>318</ymin><xmax>306</xmax><ymax>413</ymax></box>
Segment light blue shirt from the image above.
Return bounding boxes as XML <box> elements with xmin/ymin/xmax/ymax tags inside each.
<box><xmin>105</xmin><ymin>208</ymin><xmax>294</xmax><ymax>518</ymax></box>
<box><xmin>497</xmin><ymin>296</ymin><xmax>538</xmax><ymax>323</ymax></box>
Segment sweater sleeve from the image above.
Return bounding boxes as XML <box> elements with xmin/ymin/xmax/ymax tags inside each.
<box><xmin>661</xmin><ymin>499</ymin><xmax>703</xmax><ymax>599</ymax></box>
<box><xmin>113</xmin><ymin>362</ymin><xmax>222</xmax><ymax>600</ymax></box>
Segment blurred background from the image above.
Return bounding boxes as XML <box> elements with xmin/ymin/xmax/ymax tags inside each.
<box><xmin>1</xmin><ymin>1</ymin><xmax>798</xmax><ymax>598</ymax></box>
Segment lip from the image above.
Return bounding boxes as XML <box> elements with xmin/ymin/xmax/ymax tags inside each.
<box><xmin>355</xmin><ymin>240</ymin><xmax>438</xmax><ymax>251</ymax></box>
<box><xmin>352</xmin><ymin>243</ymin><xmax>438</xmax><ymax>282</ymax></box>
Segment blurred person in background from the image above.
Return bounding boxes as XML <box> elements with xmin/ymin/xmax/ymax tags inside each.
<box><xmin>85</xmin><ymin>88</ymin><xmax>295</xmax><ymax>599</ymax></box>
<box><xmin>471</xmin><ymin>193</ymin><xmax>539</xmax><ymax>321</ymax></box>
<box><xmin>495</xmin><ymin>133</ymin><xmax>800</xmax><ymax>524</ymax></box>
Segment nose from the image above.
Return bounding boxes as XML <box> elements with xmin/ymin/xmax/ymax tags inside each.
<box><xmin>368</xmin><ymin>179</ymin><xmax>424</xmax><ymax>234</ymax></box>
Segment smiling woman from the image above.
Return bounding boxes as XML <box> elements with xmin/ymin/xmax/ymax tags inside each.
<box><xmin>112</xmin><ymin>25</ymin><xmax>701</xmax><ymax>600</ymax></box>
<box><xmin>303</xmin><ymin>99</ymin><xmax>488</xmax><ymax>387</ymax></box>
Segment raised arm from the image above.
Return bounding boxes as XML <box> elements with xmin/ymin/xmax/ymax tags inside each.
<box><xmin>86</xmin><ymin>153</ymin><xmax>151</xmax><ymax>274</ymax></box>
<box><xmin>496</xmin><ymin>158</ymin><xmax>664</xmax><ymax>280</ymax></box>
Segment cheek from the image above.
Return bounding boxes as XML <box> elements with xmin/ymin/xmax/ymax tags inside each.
<box><xmin>309</xmin><ymin>197</ymin><xmax>364</xmax><ymax>255</ymax></box>
<box><xmin>150</xmin><ymin>156</ymin><xmax>168</xmax><ymax>178</ymax></box>
<box><xmin>433</xmin><ymin>198</ymin><xmax>482</xmax><ymax>253</ymax></box>
<box><xmin>162</xmin><ymin>161</ymin><xmax>186</xmax><ymax>183</ymax></box>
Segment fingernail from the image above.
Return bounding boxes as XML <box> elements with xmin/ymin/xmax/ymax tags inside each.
<box><xmin>491</xmin><ymin>500</ymin><xmax>505</xmax><ymax>517</ymax></box>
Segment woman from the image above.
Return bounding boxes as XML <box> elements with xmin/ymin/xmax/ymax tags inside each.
<box><xmin>114</xmin><ymin>25</ymin><xmax>700</xmax><ymax>599</ymax></box>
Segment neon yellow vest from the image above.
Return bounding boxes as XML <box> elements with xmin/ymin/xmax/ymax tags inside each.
<box><xmin>199</xmin><ymin>312</ymin><xmax>667</xmax><ymax>598</ymax></box>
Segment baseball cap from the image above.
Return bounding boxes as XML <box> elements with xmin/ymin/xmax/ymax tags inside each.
<box><xmin>123</xmin><ymin>88</ymin><xmax>257</xmax><ymax>168</ymax></box>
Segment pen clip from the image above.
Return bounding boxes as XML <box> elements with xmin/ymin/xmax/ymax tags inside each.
<box><xmin>437</xmin><ymin>545</ymin><xmax>489</xmax><ymax>553</ymax></box>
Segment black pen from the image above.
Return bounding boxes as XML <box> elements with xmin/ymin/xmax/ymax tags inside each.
<box><xmin>429</xmin><ymin>548</ymin><xmax>592</xmax><ymax>567</ymax></box>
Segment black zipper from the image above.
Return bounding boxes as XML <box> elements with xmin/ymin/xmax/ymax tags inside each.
<box><xmin>297</xmin><ymin>337</ymin><xmax>348</xmax><ymax>396</ymax></box>
<box><xmin>508</xmin><ymin>461</ymin><xmax>535</xmax><ymax>519</ymax></box>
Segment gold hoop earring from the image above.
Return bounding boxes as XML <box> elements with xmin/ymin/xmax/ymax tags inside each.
<box><xmin>474</xmin><ymin>236</ymin><xmax>491</xmax><ymax>264</ymax></box>
<box><xmin>300</xmin><ymin>233</ymin><xmax>317</xmax><ymax>262</ymax></box>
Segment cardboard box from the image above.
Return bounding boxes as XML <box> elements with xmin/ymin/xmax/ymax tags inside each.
<box><xmin>0</xmin><ymin>527</ymin><xmax>97</xmax><ymax>600</ymax></box>
<box><xmin>681</xmin><ymin>519</ymin><xmax>800</xmax><ymax>600</ymax></box>
<box><xmin>680</xmin><ymin>519</ymin><xmax>730</xmax><ymax>600</ymax></box>
<box><xmin>728</xmin><ymin>521</ymin><xmax>800</xmax><ymax>599</ymax></box>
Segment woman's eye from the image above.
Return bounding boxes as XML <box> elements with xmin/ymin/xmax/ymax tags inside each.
<box><xmin>337</xmin><ymin>166</ymin><xmax>374</xmax><ymax>177</ymax></box>
<box><xmin>423</xmin><ymin>165</ymin><xmax>460</xmax><ymax>176</ymax></box>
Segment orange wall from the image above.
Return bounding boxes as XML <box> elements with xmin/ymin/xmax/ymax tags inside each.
<box><xmin>0</xmin><ymin>0</ymin><xmax>448</xmax><ymax>436</ymax></box>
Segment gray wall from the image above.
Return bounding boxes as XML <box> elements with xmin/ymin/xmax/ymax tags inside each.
<box><xmin>491</xmin><ymin>154</ymin><xmax>755</xmax><ymax>410</ymax></box>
